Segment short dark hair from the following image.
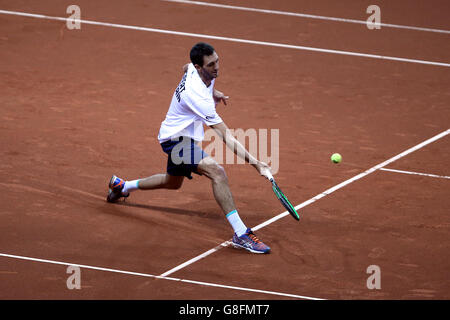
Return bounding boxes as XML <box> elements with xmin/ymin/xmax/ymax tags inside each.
<box><xmin>190</xmin><ymin>42</ymin><xmax>215</xmax><ymax>67</ymax></box>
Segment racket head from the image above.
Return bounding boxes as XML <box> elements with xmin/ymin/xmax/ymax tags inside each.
<box><xmin>272</xmin><ymin>182</ymin><xmax>300</xmax><ymax>221</ymax></box>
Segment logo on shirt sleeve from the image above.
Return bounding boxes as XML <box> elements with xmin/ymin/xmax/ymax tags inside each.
<box><xmin>175</xmin><ymin>73</ymin><xmax>187</xmax><ymax>103</ymax></box>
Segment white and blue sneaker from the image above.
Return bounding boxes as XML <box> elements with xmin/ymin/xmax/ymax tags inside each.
<box><xmin>232</xmin><ymin>228</ymin><xmax>271</xmax><ymax>254</ymax></box>
<box><xmin>106</xmin><ymin>175</ymin><xmax>129</xmax><ymax>203</ymax></box>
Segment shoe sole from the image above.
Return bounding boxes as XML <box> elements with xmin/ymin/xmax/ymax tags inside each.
<box><xmin>106</xmin><ymin>188</ymin><xmax>119</xmax><ymax>203</ymax></box>
<box><xmin>231</xmin><ymin>242</ymin><xmax>270</xmax><ymax>254</ymax></box>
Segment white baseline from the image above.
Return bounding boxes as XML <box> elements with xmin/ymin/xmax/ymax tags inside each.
<box><xmin>163</xmin><ymin>0</ymin><xmax>450</xmax><ymax>35</ymax></box>
<box><xmin>0</xmin><ymin>10</ymin><xmax>449</xmax><ymax>68</ymax></box>
<box><xmin>0</xmin><ymin>252</ymin><xmax>323</xmax><ymax>300</ymax></box>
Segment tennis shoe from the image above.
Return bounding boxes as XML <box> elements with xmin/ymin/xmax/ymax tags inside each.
<box><xmin>232</xmin><ymin>228</ymin><xmax>271</xmax><ymax>254</ymax></box>
<box><xmin>106</xmin><ymin>175</ymin><xmax>129</xmax><ymax>203</ymax></box>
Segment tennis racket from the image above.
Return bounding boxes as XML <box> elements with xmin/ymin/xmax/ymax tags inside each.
<box><xmin>264</xmin><ymin>171</ymin><xmax>300</xmax><ymax>221</ymax></box>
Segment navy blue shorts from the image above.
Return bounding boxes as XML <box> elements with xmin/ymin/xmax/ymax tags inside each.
<box><xmin>160</xmin><ymin>136</ymin><xmax>208</xmax><ymax>180</ymax></box>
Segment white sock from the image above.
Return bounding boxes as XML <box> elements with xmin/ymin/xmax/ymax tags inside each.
<box><xmin>122</xmin><ymin>180</ymin><xmax>140</xmax><ymax>195</ymax></box>
<box><xmin>226</xmin><ymin>210</ymin><xmax>247</xmax><ymax>237</ymax></box>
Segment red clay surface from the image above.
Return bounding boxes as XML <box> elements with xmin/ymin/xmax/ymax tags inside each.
<box><xmin>0</xmin><ymin>0</ymin><xmax>449</xmax><ymax>299</ymax></box>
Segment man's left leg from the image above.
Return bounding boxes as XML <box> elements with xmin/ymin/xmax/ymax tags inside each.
<box><xmin>107</xmin><ymin>174</ymin><xmax>184</xmax><ymax>203</ymax></box>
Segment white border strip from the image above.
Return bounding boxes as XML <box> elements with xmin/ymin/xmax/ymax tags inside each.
<box><xmin>163</xmin><ymin>0</ymin><xmax>450</xmax><ymax>35</ymax></box>
<box><xmin>0</xmin><ymin>252</ymin><xmax>323</xmax><ymax>300</ymax></box>
<box><xmin>380</xmin><ymin>168</ymin><xmax>450</xmax><ymax>179</ymax></box>
<box><xmin>160</xmin><ymin>129</ymin><xmax>450</xmax><ymax>276</ymax></box>
<box><xmin>0</xmin><ymin>10</ymin><xmax>449</xmax><ymax>68</ymax></box>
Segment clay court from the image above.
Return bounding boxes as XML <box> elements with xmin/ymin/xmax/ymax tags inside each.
<box><xmin>0</xmin><ymin>0</ymin><xmax>449</xmax><ymax>300</ymax></box>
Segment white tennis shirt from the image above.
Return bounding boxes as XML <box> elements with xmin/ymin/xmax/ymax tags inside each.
<box><xmin>158</xmin><ymin>63</ymin><xmax>223</xmax><ymax>143</ymax></box>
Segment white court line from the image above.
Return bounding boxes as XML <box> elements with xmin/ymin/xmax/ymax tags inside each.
<box><xmin>0</xmin><ymin>9</ymin><xmax>449</xmax><ymax>68</ymax></box>
<box><xmin>163</xmin><ymin>0</ymin><xmax>450</xmax><ymax>35</ymax></box>
<box><xmin>380</xmin><ymin>168</ymin><xmax>450</xmax><ymax>180</ymax></box>
<box><xmin>160</xmin><ymin>240</ymin><xmax>232</xmax><ymax>277</ymax></box>
<box><xmin>0</xmin><ymin>252</ymin><xmax>324</xmax><ymax>300</ymax></box>
<box><xmin>160</xmin><ymin>129</ymin><xmax>450</xmax><ymax>277</ymax></box>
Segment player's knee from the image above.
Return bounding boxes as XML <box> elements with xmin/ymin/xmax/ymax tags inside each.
<box><xmin>211</xmin><ymin>164</ymin><xmax>228</xmax><ymax>183</ymax></box>
<box><xmin>198</xmin><ymin>157</ymin><xmax>228</xmax><ymax>183</ymax></box>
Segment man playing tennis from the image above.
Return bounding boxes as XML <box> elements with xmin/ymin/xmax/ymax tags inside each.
<box><xmin>107</xmin><ymin>42</ymin><xmax>272</xmax><ymax>254</ymax></box>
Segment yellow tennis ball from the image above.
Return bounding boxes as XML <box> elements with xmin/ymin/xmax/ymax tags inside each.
<box><xmin>331</xmin><ymin>153</ymin><xmax>342</xmax><ymax>163</ymax></box>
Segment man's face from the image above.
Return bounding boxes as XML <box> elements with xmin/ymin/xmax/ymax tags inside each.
<box><xmin>196</xmin><ymin>51</ymin><xmax>219</xmax><ymax>81</ymax></box>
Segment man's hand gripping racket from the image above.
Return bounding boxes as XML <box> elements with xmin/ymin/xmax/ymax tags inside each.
<box><xmin>262</xmin><ymin>168</ymin><xmax>300</xmax><ymax>221</ymax></box>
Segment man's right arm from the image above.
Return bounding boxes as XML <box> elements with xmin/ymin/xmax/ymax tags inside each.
<box><xmin>210</xmin><ymin>122</ymin><xmax>271</xmax><ymax>178</ymax></box>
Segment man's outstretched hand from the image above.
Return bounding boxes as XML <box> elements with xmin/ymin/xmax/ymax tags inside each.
<box><xmin>213</xmin><ymin>89</ymin><xmax>229</xmax><ymax>105</ymax></box>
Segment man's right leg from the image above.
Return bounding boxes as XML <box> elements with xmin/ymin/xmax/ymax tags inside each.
<box><xmin>196</xmin><ymin>156</ymin><xmax>236</xmax><ymax>214</ymax></box>
<box><xmin>196</xmin><ymin>156</ymin><xmax>246</xmax><ymax>236</ymax></box>
<box><xmin>197</xmin><ymin>156</ymin><xmax>270</xmax><ymax>254</ymax></box>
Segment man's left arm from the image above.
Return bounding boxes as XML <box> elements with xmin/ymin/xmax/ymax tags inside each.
<box><xmin>213</xmin><ymin>89</ymin><xmax>229</xmax><ymax>105</ymax></box>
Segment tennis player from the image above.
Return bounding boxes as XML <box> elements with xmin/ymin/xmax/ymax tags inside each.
<box><xmin>107</xmin><ymin>42</ymin><xmax>272</xmax><ymax>254</ymax></box>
